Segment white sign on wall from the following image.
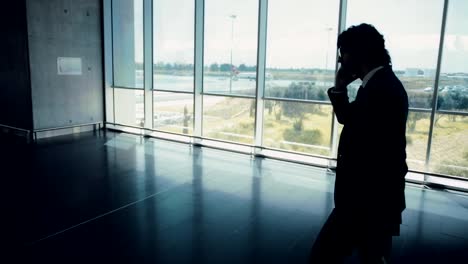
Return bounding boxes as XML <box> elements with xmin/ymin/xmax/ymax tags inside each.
<box><xmin>57</xmin><ymin>57</ymin><xmax>82</xmax><ymax>75</ymax></box>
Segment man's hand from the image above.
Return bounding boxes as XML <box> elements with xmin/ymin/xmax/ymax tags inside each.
<box><xmin>334</xmin><ymin>66</ymin><xmax>358</xmax><ymax>91</ymax></box>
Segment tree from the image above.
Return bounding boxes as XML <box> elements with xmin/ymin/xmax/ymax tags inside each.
<box><xmin>238</xmin><ymin>64</ymin><xmax>247</xmax><ymax>71</ymax></box>
<box><xmin>458</xmin><ymin>95</ymin><xmax>468</xmax><ymax>111</ymax></box>
<box><xmin>407</xmin><ymin>112</ymin><xmax>425</xmax><ymax>132</ymax></box>
<box><xmin>164</xmin><ymin>63</ymin><xmax>173</xmax><ymax>71</ymax></box>
<box><xmin>282</xmin><ymin>83</ymin><xmax>314</xmax><ymax>116</ymax></box>
<box><xmin>436</xmin><ymin>92</ymin><xmax>458</xmax><ymax>125</ymax></box>
<box><xmin>282</xmin><ymin>101</ymin><xmax>306</xmax><ymax>120</ymax></box>
<box><xmin>209</xmin><ymin>63</ymin><xmax>219</xmax><ymax>72</ymax></box>
<box><xmin>183</xmin><ymin>105</ymin><xmax>191</xmax><ymax>134</ymax></box>
<box><xmin>316</xmin><ymin>89</ymin><xmax>327</xmax><ymax>101</ymax></box>
<box><xmin>407</xmin><ymin>91</ymin><xmax>432</xmax><ymax>109</ymax></box>
<box><xmin>282</xmin><ymin>100</ymin><xmax>307</xmax><ymax>132</ymax></box>
<box><xmin>265</xmin><ymin>100</ymin><xmax>273</xmax><ymax>115</ymax></box>
<box><xmin>250</xmin><ymin>100</ymin><xmax>256</xmax><ymax>117</ymax></box>
<box><xmin>220</xmin><ymin>63</ymin><xmax>231</xmax><ymax>72</ymax></box>
<box><xmin>293</xmin><ymin>117</ymin><xmax>303</xmax><ymax>132</ymax></box>
<box><xmin>185</xmin><ymin>64</ymin><xmax>194</xmax><ymax>71</ymax></box>
<box><xmin>155</xmin><ymin>61</ymin><xmax>165</xmax><ymax>71</ymax></box>
<box><xmin>275</xmin><ymin>107</ymin><xmax>282</xmax><ymax>121</ymax></box>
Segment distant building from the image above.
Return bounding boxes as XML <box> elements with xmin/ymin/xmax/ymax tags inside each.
<box><xmin>404</xmin><ymin>68</ymin><xmax>436</xmax><ymax>77</ymax></box>
<box><xmin>446</xmin><ymin>73</ymin><xmax>468</xmax><ymax>79</ymax></box>
<box><xmin>423</xmin><ymin>69</ymin><xmax>436</xmax><ymax>77</ymax></box>
<box><xmin>404</xmin><ymin>68</ymin><xmax>420</xmax><ymax>77</ymax></box>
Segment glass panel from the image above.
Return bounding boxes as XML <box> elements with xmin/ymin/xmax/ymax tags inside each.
<box><xmin>437</xmin><ymin>0</ymin><xmax>468</xmax><ymax>112</ymax></box>
<box><xmin>346</xmin><ymin>80</ymin><xmax>362</xmax><ymax>102</ymax></box>
<box><xmin>405</xmin><ymin>111</ymin><xmax>431</xmax><ymax>172</ymax></box>
<box><xmin>429</xmin><ymin>113</ymin><xmax>468</xmax><ymax>178</ymax></box>
<box><xmin>153</xmin><ymin>91</ymin><xmax>194</xmax><ymax>135</ymax></box>
<box><xmin>203</xmin><ymin>0</ymin><xmax>258</xmax><ymax>96</ymax></box>
<box><xmin>112</xmin><ymin>0</ymin><xmax>144</xmax><ymax>88</ymax></box>
<box><xmin>265</xmin><ymin>0</ymin><xmax>339</xmax><ymax>100</ymax></box>
<box><xmin>203</xmin><ymin>96</ymin><xmax>255</xmax><ymax>144</ymax></box>
<box><xmin>114</xmin><ymin>88</ymin><xmax>144</xmax><ymax>126</ymax></box>
<box><xmin>263</xmin><ymin>100</ymin><xmax>333</xmax><ymax>156</ymax></box>
<box><xmin>153</xmin><ymin>0</ymin><xmax>194</xmax><ymax>92</ymax></box>
<box><xmin>346</xmin><ymin>0</ymin><xmax>444</xmax><ymax>108</ymax></box>
<box><xmin>429</xmin><ymin>0</ymin><xmax>468</xmax><ymax>179</ymax></box>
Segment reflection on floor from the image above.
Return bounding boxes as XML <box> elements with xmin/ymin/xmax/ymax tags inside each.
<box><xmin>2</xmin><ymin>131</ymin><xmax>468</xmax><ymax>263</ymax></box>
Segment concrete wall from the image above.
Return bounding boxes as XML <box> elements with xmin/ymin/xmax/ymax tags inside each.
<box><xmin>27</xmin><ymin>0</ymin><xmax>103</xmax><ymax>130</ymax></box>
<box><xmin>0</xmin><ymin>1</ymin><xmax>33</xmax><ymax>130</ymax></box>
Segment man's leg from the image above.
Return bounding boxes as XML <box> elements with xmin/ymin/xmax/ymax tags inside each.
<box><xmin>309</xmin><ymin>209</ymin><xmax>353</xmax><ymax>264</ymax></box>
<box><xmin>357</xmin><ymin>233</ymin><xmax>392</xmax><ymax>264</ymax></box>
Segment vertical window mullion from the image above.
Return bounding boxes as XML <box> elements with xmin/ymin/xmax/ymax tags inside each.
<box><xmin>329</xmin><ymin>0</ymin><xmax>347</xmax><ymax>164</ymax></box>
<box><xmin>104</xmin><ymin>0</ymin><xmax>115</xmax><ymax>124</ymax></box>
<box><xmin>194</xmin><ymin>0</ymin><xmax>204</xmax><ymax>141</ymax></box>
<box><xmin>254</xmin><ymin>0</ymin><xmax>268</xmax><ymax>152</ymax></box>
<box><xmin>424</xmin><ymin>0</ymin><xmax>450</xmax><ymax>181</ymax></box>
<box><xmin>143</xmin><ymin>0</ymin><xmax>153</xmax><ymax>130</ymax></box>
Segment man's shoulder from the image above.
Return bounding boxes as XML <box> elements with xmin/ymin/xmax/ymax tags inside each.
<box><xmin>371</xmin><ymin>67</ymin><xmax>398</xmax><ymax>82</ymax></box>
<box><xmin>368</xmin><ymin>67</ymin><xmax>405</xmax><ymax>92</ymax></box>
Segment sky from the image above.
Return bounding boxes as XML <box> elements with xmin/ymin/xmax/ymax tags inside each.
<box><xmin>130</xmin><ymin>0</ymin><xmax>468</xmax><ymax>73</ymax></box>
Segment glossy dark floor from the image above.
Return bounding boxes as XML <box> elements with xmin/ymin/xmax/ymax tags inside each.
<box><xmin>2</xmin><ymin>131</ymin><xmax>468</xmax><ymax>263</ymax></box>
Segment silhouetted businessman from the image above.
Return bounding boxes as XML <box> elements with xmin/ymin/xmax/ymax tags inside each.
<box><xmin>309</xmin><ymin>24</ymin><xmax>408</xmax><ymax>264</ymax></box>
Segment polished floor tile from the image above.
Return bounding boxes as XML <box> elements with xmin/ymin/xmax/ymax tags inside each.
<box><xmin>1</xmin><ymin>131</ymin><xmax>468</xmax><ymax>263</ymax></box>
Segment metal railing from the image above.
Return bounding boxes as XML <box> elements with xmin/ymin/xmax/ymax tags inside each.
<box><xmin>33</xmin><ymin>122</ymin><xmax>103</xmax><ymax>141</ymax></box>
<box><xmin>0</xmin><ymin>124</ymin><xmax>32</xmax><ymax>140</ymax></box>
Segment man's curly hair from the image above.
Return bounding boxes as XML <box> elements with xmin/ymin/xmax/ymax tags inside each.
<box><xmin>337</xmin><ymin>23</ymin><xmax>392</xmax><ymax>67</ymax></box>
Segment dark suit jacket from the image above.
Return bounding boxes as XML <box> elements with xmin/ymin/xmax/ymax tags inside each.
<box><xmin>328</xmin><ymin>66</ymin><xmax>409</xmax><ymax>236</ymax></box>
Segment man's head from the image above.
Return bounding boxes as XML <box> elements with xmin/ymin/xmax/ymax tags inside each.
<box><xmin>337</xmin><ymin>23</ymin><xmax>391</xmax><ymax>78</ymax></box>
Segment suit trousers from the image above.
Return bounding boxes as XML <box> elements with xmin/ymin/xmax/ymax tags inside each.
<box><xmin>309</xmin><ymin>208</ymin><xmax>393</xmax><ymax>264</ymax></box>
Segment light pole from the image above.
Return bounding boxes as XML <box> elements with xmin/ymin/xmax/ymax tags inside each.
<box><xmin>229</xmin><ymin>14</ymin><xmax>237</xmax><ymax>93</ymax></box>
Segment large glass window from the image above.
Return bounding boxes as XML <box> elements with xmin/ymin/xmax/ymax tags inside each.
<box><xmin>263</xmin><ymin>0</ymin><xmax>339</xmax><ymax>157</ymax></box>
<box><xmin>263</xmin><ymin>101</ymin><xmax>333</xmax><ymax>156</ymax></box>
<box><xmin>430</xmin><ymin>113</ymin><xmax>468</xmax><ymax>178</ymax></box>
<box><xmin>203</xmin><ymin>0</ymin><xmax>258</xmax><ymax>96</ymax></box>
<box><xmin>203</xmin><ymin>96</ymin><xmax>255</xmax><ymax>144</ymax></box>
<box><xmin>405</xmin><ymin>111</ymin><xmax>431</xmax><ymax>172</ymax></box>
<box><xmin>106</xmin><ymin>0</ymin><xmax>468</xmax><ymax>183</ymax></box>
<box><xmin>265</xmin><ymin>0</ymin><xmax>339</xmax><ymax>101</ymax></box>
<box><xmin>429</xmin><ymin>0</ymin><xmax>468</xmax><ymax>178</ymax></box>
<box><xmin>153</xmin><ymin>91</ymin><xmax>194</xmax><ymax>135</ymax></box>
<box><xmin>114</xmin><ymin>89</ymin><xmax>144</xmax><ymax>126</ymax></box>
<box><xmin>112</xmin><ymin>0</ymin><xmax>144</xmax><ymax>88</ymax></box>
<box><xmin>153</xmin><ymin>0</ymin><xmax>194</xmax><ymax>92</ymax></box>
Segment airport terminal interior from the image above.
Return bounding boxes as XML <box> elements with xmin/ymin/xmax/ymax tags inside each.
<box><xmin>1</xmin><ymin>0</ymin><xmax>468</xmax><ymax>263</ymax></box>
